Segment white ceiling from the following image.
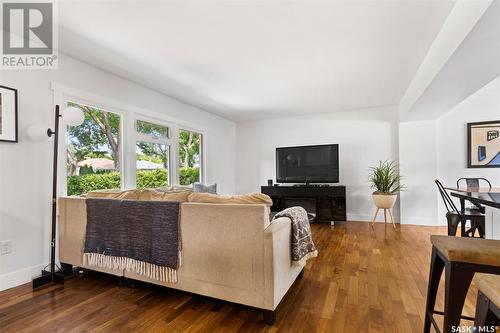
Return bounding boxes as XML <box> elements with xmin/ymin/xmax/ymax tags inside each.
<box><xmin>402</xmin><ymin>0</ymin><xmax>500</xmax><ymax>120</ymax></box>
<box><xmin>59</xmin><ymin>1</ymin><xmax>456</xmax><ymax>121</ymax></box>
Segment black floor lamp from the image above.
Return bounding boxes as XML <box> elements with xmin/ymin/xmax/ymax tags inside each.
<box><xmin>31</xmin><ymin>104</ymin><xmax>84</xmax><ymax>288</ymax></box>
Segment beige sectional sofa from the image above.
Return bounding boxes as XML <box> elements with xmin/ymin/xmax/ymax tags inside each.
<box><xmin>58</xmin><ymin>196</ymin><xmax>305</xmax><ymax>324</ymax></box>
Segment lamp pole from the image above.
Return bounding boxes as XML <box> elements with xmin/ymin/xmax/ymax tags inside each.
<box><xmin>32</xmin><ymin>105</ymin><xmax>73</xmax><ymax>288</ymax></box>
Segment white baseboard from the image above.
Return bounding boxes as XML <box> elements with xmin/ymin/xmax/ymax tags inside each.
<box><xmin>0</xmin><ymin>263</ymin><xmax>45</xmax><ymax>291</ymax></box>
<box><xmin>347</xmin><ymin>213</ymin><xmax>400</xmax><ymax>223</ymax></box>
<box><xmin>346</xmin><ymin>213</ymin><xmax>441</xmax><ymax>226</ymax></box>
<box><xmin>346</xmin><ymin>213</ymin><xmax>377</xmax><ymax>222</ymax></box>
<box><xmin>399</xmin><ymin>216</ymin><xmax>442</xmax><ymax>226</ymax></box>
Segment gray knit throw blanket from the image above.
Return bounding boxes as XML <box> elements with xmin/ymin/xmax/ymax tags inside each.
<box><xmin>273</xmin><ymin>206</ymin><xmax>318</xmax><ymax>266</ymax></box>
<box><xmin>84</xmin><ymin>198</ymin><xmax>182</xmax><ymax>283</ymax></box>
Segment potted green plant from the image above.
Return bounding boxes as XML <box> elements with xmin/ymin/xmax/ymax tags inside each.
<box><xmin>369</xmin><ymin>160</ymin><xmax>404</xmax><ymax>227</ymax></box>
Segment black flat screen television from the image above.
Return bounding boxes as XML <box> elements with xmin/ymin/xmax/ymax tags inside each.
<box><xmin>276</xmin><ymin>144</ymin><xmax>339</xmax><ymax>183</ymax></box>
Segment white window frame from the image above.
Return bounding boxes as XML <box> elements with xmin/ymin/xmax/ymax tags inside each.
<box><xmin>56</xmin><ymin>94</ymin><xmax>127</xmax><ymax>196</ymax></box>
<box><xmin>52</xmin><ymin>82</ymin><xmax>208</xmax><ymax>196</ymax></box>
<box><xmin>133</xmin><ymin>116</ymin><xmax>175</xmax><ymax>188</ymax></box>
<box><xmin>178</xmin><ymin>126</ymin><xmax>205</xmax><ymax>185</ymax></box>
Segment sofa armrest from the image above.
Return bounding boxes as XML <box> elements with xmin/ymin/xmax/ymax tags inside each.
<box><xmin>264</xmin><ymin>216</ymin><xmax>291</xmax><ymax>238</ymax></box>
<box><xmin>264</xmin><ymin>217</ymin><xmax>305</xmax><ymax>309</ymax></box>
<box><xmin>58</xmin><ymin>197</ymin><xmax>86</xmax><ymax>266</ymax></box>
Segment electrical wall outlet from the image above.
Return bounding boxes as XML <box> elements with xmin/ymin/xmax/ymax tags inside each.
<box><xmin>1</xmin><ymin>240</ymin><xmax>12</xmax><ymax>255</ymax></box>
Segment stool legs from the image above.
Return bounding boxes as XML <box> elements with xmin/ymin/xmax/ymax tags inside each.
<box><xmin>423</xmin><ymin>249</ymin><xmax>475</xmax><ymax>333</ymax></box>
<box><xmin>424</xmin><ymin>247</ymin><xmax>445</xmax><ymax>333</ymax></box>
<box><xmin>474</xmin><ymin>291</ymin><xmax>500</xmax><ymax>328</ymax></box>
<box><xmin>443</xmin><ymin>262</ymin><xmax>475</xmax><ymax>332</ymax></box>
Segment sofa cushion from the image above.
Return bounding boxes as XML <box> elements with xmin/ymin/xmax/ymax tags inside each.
<box><xmin>139</xmin><ymin>189</ymin><xmax>192</xmax><ymax>202</ymax></box>
<box><xmin>87</xmin><ymin>189</ymin><xmax>141</xmax><ymax>200</ymax></box>
<box><xmin>86</xmin><ymin>188</ymin><xmax>191</xmax><ymax>202</ymax></box>
<box><xmin>193</xmin><ymin>182</ymin><xmax>217</xmax><ymax>194</ymax></box>
<box><xmin>157</xmin><ymin>185</ymin><xmax>192</xmax><ymax>192</ymax></box>
<box><xmin>188</xmin><ymin>192</ymin><xmax>273</xmax><ymax>206</ymax></box>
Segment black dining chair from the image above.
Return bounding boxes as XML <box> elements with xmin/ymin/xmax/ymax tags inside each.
<box><xmin>434</xmin><ymin>180</ymin><xmax>485</xmax><ymax>238</ymax></box>
<box><xmin>456</xmin><ymin>177</ymin><xmax>491</xmax><ymax>213</ymax></box>
<box><xmin>456</xmin><ymin>177</ymin><xmax>492</xmax><ymax>190</ymax></box>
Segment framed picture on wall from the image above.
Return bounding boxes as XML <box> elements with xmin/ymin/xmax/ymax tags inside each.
<box><xmin>467</xmin><ymin>120</ymin><xmax>500</xmax><ymax>168</ymax></box>
<box><xmin>0</xmin><ymin>85</ymin><xmax>18</xmax><ymax>143</ymax></box>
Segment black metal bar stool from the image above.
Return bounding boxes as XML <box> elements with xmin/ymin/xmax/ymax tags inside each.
<box><xmin>474</xmin><ymin>273</ymin><xmax>500</xmax><ymax>329</ymax></box>
<box><xmin>423</xmin><ymin>235</ymin><xmax>500</xmax><ymax>333</ymax></box>
<box><xmin>435</xmin><ymin>180</ymin><xmax>485</xmax><ymax>238</ymax></box>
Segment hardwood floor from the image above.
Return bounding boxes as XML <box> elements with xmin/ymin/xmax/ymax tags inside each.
<box><xmin>0</xmin><ymin>222</ymin><xmax>480</xmax><ymax>332</ymax></box>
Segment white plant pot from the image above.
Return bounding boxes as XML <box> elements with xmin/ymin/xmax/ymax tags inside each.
<box><xmin>372</xmin><ymin>193</ymin><xmax>397</xmax><ymax>209</ymax></box>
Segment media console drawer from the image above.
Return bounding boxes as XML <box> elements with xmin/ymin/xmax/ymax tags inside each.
<box><xmin>261</xmin><ymin>185</ymin><xmax>346</xmax><ymax>223</ymax></box>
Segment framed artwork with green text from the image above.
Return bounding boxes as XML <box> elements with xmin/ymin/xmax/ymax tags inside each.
<box><xmin>0</xmin><ymin>85</ymin><xmax>18</xmax><ymax>143</ymax></box>
<box><xmin>467</xmin><ymin>120</ymin><xmax>500</xmax><ymax>168</ymax></box>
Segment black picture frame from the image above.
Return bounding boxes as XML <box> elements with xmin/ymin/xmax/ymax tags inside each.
<box><xmin>0</xmin><ymin>85</ymin><xmax>18</xmax><ymax>143</ymax></box>
<box><xmin>467</xmin><ymin>120</ymin><xmax>500</xmax><ymax>168</ymax></box>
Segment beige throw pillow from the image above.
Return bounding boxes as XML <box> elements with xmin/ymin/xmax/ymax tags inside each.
<box><xmin>188</xmin><ymin>192</ymin><xmax>273</xmax><ymax>206</ymax></box>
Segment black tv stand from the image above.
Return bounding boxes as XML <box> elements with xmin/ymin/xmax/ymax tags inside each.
<box><xmin>261</xmin><ymin>185</ymin><xmax>346</xmax><ymax>223</ymax></box>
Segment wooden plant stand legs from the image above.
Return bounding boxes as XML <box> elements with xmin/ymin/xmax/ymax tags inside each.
<box><xmin>388</xmin><ymin>209</ymin><xmax>396</xmax><ymax>229</ymax></box>
<box><xmin>371</xmin><ymin>208</ymin><xmax>380</xmax><ymax>225</ymax></box>
<box><xmin>371</xmin><ymin>208</ymin><xmax>396</xmax><ymax>228</ymax></box>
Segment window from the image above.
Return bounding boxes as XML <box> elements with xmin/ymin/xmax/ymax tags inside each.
<box><xmin>179</xmin><ymin>129</ymin><xmax>202</xmax><ymax>185</ymax></box>
<box><xmin>135</xmin><ymin>120</ymin><xmax>171</xmax><ymax>189</ymax></box>
<box><xmin>136</xmin><ymin>142</ymin><xmax>169</xmax><ymax>189</ymax></box>
<box><xmin>136</xmin><ymin>119</ymin><xmax>169</xmax><ymax>139</ymax></box>
<box><xmin>60</xmin><ymin>89</ymin><xmax>206</xmax><ymax>194</ymax></box>
<box><xmin>66</xmin><ymin>102</ymin><xmax>121</xmax><ymax>196</ymax></box>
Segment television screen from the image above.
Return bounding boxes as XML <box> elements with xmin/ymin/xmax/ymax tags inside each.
<box><xmin>276</xmin><ymin>144</ymin><xmax>339</xmax><ymax>183</ymax></box>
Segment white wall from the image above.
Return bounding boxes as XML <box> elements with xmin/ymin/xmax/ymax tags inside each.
<box><xmin>399</xmin><ymin>120</ymin><xmax>440</xmax><ymax>225</ymax></box>
<box><xmin>0</xmin><ymin>54</ymin><xmax>236</xmax><ymax>290</ymax></box>
<box><xmin>398</xmin><ymin>76</ymin><xmax>500</xmax><ymax>226</ymax></box>
<box><xmin>436</xmin><ymin>76</ymin><xmax>500</xmax><ymax>223</ymax></box>
<box><xmin>235</xmin><ymin>106</ymin><xmax>400</xmax><ymax>222</ymax></box>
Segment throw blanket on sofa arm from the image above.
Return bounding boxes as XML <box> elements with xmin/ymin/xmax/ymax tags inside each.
<box><xmin>272</xmin><ymin>206</ymin><xmax>318</xmax><ymax>266</ymax></box>
<box><xmin>83</xmin><ymin>198</ymin><xmax>182</xmax><ymax>284</ymax></box>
